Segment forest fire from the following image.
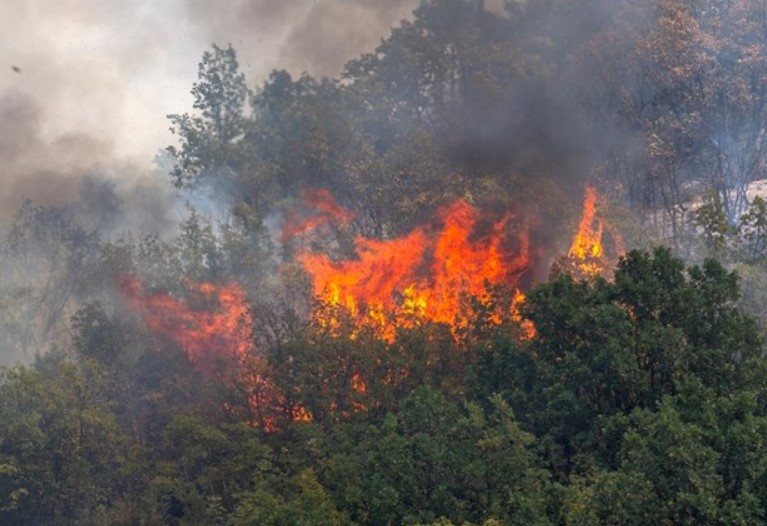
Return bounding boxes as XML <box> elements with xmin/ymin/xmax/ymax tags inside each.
<box><xmin>118</xmin><ymin>276</ymin><xmax>315</xmax><ymax>428</ymax></box>
<box><xmin>295</xmin><ymin>198</ymin><xmax>533</xmax><ymax>340</ymax></box>
<box><xmin>291</xmin><ymin>185</ymin><xmax>624</xmax><ymax>339</ymax></box>
<box><xmin>118</xmin><ymin>276</ymin><xmax>252</xmax><ymax>376</ymax></box>
<box><xmin>116</xmin><ymin>185</ymin><xmax>623</xmax><ymax>427</ymax></box>
<box><xmin>120</xmin><ymin>185</ymin><xmax>622</xmax><ymax>368</ymax></box>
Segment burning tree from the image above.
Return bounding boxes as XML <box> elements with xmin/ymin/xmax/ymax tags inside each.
<box><xmin>552</xmin><ymin>185</ymin><xmax>625</xmax><ymax>281</ymax></box>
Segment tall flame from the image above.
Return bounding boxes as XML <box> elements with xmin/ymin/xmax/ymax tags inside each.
<box><xmin>297</xmin><ymin>199</ymin><xmax>532</xmax><ymax>339</ymax></box>
<box><xmin>116</xmin><ymin>185</ymin><xmax>628</xmax><ymax>428</ymax></box>
<box><xmin>565</xmin><ymin>185</ymin><xmax>625</xmax><ymax>278</ymax></box>
<box><xmin>569</xmin><ymin>186</ymin><xmax>603</xmax><ymax>260</ymax></box>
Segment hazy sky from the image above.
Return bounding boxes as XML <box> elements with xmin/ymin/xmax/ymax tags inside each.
<box><xmin>0</xmin><ymin>0</ymin><xmax>417</xmax><ymax>210</ymax></box>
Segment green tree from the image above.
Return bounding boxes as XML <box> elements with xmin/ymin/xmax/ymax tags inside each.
<box><xmin>0</xmin><ymin>362</ymin><xmax>125</xmax><ymax>525</ymax></box>
<box><xmin>738</xmin><ymin>196</ymin><xmax>767</xmax><ymax>263</ymax></box>
<box><xmin>140</xmin><ymin>416</ymin><xmax>273</xmax><ymax>525</ymax></box>
<box><xmin>521</xmin><ymin>247</ymin><xmax>764</xmax><ymax>475</ymax></box>
<box><xmin>232</xmin><ymin>469</ymin><xmax>346</xmax><ymax>526</ymax></box>
<box><xmin>695</xmin><ymin>192</ymin><xmax>736</xmax><ymax>262</ymax></box>
<box><xmin>71</xmin><ymin>300</ymin><xmax>128</xmax><ymax>365</ymax></box>
<box><xmin>167</xmin><ymin>44</ymin><xmax>251</xmax><ymax>190</ymax></box>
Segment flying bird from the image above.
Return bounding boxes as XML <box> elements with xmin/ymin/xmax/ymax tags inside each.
<box><xmin>11</xmin><ymin>66</ymin><xmax>21</xmax><ymax>73</ymax></box>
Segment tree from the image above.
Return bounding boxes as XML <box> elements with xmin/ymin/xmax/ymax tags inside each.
<box><xmin>232</xmin><ymin>470</ymin><xmax>346</xmax><ymax>526</ymax></box>
<box><xmin>137</xmin><ymin>416</ymin><xmax>274</xmax><ymax>525</ymax></box>
<box><xmin>0</xmin><ymin>362</ymin><xmax>126</xmax><ymax>525</ymax></box>
<box><xmin>0</xmin><ymin>200</ymin><xmax>102</xmax><ymax>360</ymax></box>
<box><xmin>520</xmin><ymin>247</ymin><xmax>765</xmax><ymax>475</ymax></box>
<box><xmin>167</xmin><ymin>44</ymin><xmax>251</xmax><ymax>190</ymax></box>
<box><xmin>71</xmin><ymin>301</ymin><xmax>128</xmax><ymax>365</ymax></box>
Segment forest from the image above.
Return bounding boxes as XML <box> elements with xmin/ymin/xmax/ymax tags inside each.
<box><xmin>5</xmin><ymin>0</ymin><xmax>767</xmax><ymax>524</ymax></box>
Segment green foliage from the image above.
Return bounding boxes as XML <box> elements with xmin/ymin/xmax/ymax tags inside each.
<box><xmin>696</xmin><ymin>192</ymin><xmax>737</xmax><ymax>261</ymax></box>
<box><xmin>516</xmin><ymin>247</ymin><xmax>765</xmax><ymax>479</ymax></box>
<box><xmin>316</xmin><ymin>386</ymin><xmax>552</xmax><ymax>526</ymax></box>
<box><xmin>0</xmin><ymin>361</ymin><xmax>126</xmax><ymax>525</ymax></box>
<box><xmin>167</xmin><ymin>44</ymin><xmax>251</xmax><ymax>189</ymax></box>
<box><xmin>739</xmin><ymin>196</ymin><xmax>767</xmax><ymax>263</ymax></box>
<box><xmin>71</xmin><ymin>301</ymin><xmax>127</xmax><ymax>365</ymax></box>
<box><xmin>4</xmin><ymin>234</ymin><xmax>767</xmax><ymax>525</ymax></box>
<box><xmin>232</xmin><ymin>470</ymin><xmax>346</xmax><ymax>526</ymax></box>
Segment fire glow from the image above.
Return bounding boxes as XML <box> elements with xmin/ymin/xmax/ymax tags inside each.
<box><xmin>282</xmin><ymin>188</ymin><xmax>356</xmax><ymax>239</ymax></box>
<box><xmin>118</xmin><ymin>276</ymin><xmax>314</xmax><ymax>428</ymax></box>
<box><xmin>567</xmin><ymin>186</ymin><xmax>625</xmax><ymax>278</ymax></box>
<box><xmin>294</xmin><ymin>198</ymin><xmax>533</xmax><ymax>340</ymax></box>
<box><xmin>119</xmin><ymin>276</ymin><xmax>252</xmax><ymax>375</ymax></box>
<box><xmin>120</xmin><ymin>185</ymin><xmax>622</xmax><ymax>359</ymax></box>
<box><xmin>117</xmin><ymin>185</ymin><xmax>623</xmax><ymax>426</ymax></box>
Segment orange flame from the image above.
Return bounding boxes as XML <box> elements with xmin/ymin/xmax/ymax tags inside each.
<box><xmin>297</xmin><ymin>199</ymin><xmax>532</xmax><ymax>339</ymax></box>
<box><xmin>117</xmin><ymin>186</ymin><xmax>628</xmax><ymax>427</ymax></box>
<box><xmin>282</xmin><ymin>189</ymin><xmax>356</xmax><ymax>239</ymax></box>
<box><xmin>119</xmin><ymin>276</ymin><xmax>251</xmax><ymax>376</ymax></box>
<box><xmin>119</xmin><ymin>276</ymin><xmax>314</xmax><ymax>428</ymax></box>
<box><xmin>569</xmin><ymin>186</ymin><xmax>603</xmax><ymax>260</ymax></box>
<box><xmin>566</xmin><ymin>185</ymin><xmax>625</xmax><ymax>278</ymax></box>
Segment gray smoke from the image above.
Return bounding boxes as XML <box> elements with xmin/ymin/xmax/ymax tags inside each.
<box><xmin>181</xmin><ymin>0</ymin><xmax>418</xmax><ymax>79</ymax></box>
<box><xmin>0</xmin><ymin>0</ymin><xmax>419</xmax><ymax>222</ymax></box>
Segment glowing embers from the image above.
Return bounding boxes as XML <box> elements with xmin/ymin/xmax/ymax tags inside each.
<box><xmin>296</xmin><ymin>199</ymin><xmax>533</xmax><ymax>340</ymax></box>
<box><xmin>563</xmin><ymin>185</ymin><xmax>625</xmax><ymax>279</ymax></box>
<box><xmin>119</xmin><ymin>276</ymin><xmax>251</xmax><ymax>376</ymax></box>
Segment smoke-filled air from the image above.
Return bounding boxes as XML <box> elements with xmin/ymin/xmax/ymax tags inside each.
<box><xmin>4</xmin><ymin>1</ymin><xmax>767</xmax><ymax>524</ymax></box>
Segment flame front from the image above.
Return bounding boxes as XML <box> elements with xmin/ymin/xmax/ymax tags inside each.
<box><xmin>116</xmin><ymin>185</ymin><xmax>626</xmax><ymax>428</ymax></box>
<box><xmin>297</xmin><ymin>199</ymin><xmax>532</xmax><ymax>339</ymax></box>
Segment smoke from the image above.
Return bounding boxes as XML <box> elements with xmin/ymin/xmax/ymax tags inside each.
<box><xmin>0</xmin><ymin>0</ymin><xmax>660</xmax><ymax>366</ymax></box>
<box><xmin>0</xmin><ymin>0</ymin><xmax>419</xmax><ymax>224</ymax></box>
<box><xmin>181</xmin><ymin>0</ymin><xmax>418</xmax><ymax>79</ymax></box>
<box><xmin>0</xmin><ymin>91</ymin><xmax>112</xmax><ymax>208</ymax></box>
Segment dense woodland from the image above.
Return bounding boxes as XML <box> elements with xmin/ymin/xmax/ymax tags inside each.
<box><xmin>6</xmin><ymin>0</ymin><xmax>767</xmax><ymax>524</ymax></box>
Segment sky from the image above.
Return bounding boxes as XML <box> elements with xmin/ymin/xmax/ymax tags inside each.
<box><xmin>0</xmin><ymin>0</ymin><xmax>418</xmax><ymax>213</ymax></box>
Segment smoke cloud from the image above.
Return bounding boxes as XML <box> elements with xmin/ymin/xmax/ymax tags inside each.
<box><xmin>181</xmin><ymin>0</ymin><xmax>418</xmax><ymax>79</ymax></box>
<box><xmin>0</xmin><ymin>0</ymin><xmax>423</xmax><ymax>365</ymax></box>
<box><xmin>0</xmin><ymin>0</ymin><xmax>419</xmax><ymax>219</ymax></box>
